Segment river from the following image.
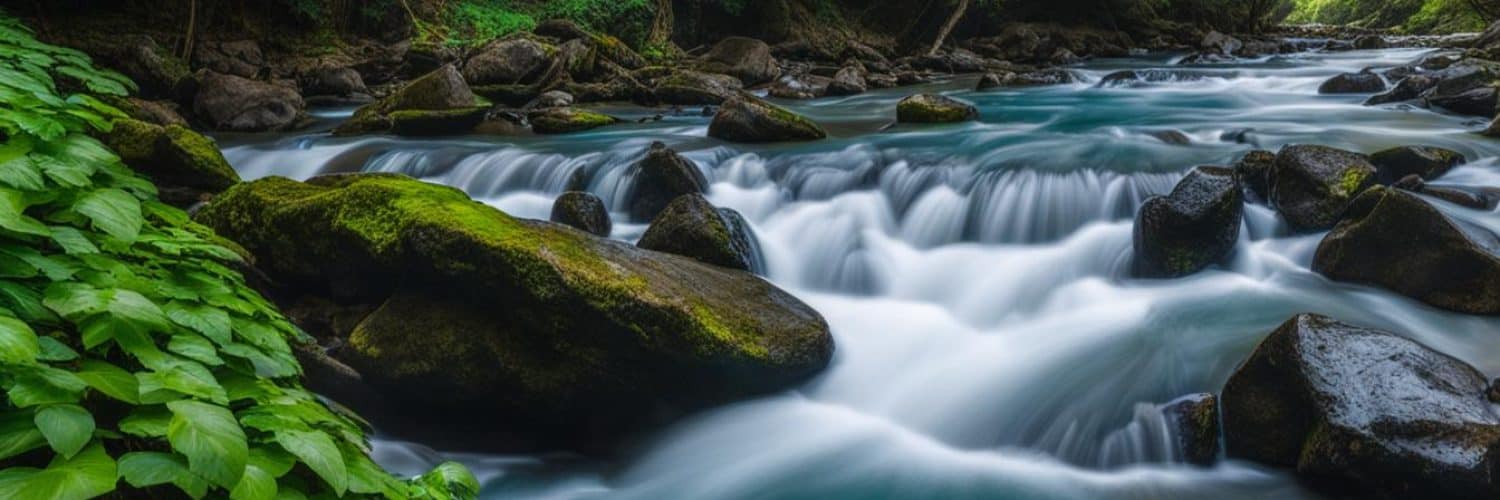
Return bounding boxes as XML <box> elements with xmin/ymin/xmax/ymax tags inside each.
<box><xmin>220</xmin><ymin>46</ymin><xmax>1500</xmax><ymax>499</ymax></box>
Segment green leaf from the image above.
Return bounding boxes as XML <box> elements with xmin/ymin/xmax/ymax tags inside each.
<box><xmin>166</xmin><ymin>399</ymin><xmax>248</xmax><ymax>489</ymax></box>
<box><xmin>139</xmin><ymin>358</ymin><xmax>226</xmax><ymax>404</ymax></box>
<box><xmin>0</xmin><ymin>153</ymin><xmax>43</xmax><ymax>191</ymax></box>
<box><xmin>165</xmin><ymin>301</ymin><xmax>232</xmax><ymax>345</ymax></box>
<box><xmin>274</xmin><ymin>430</ymin><xmax>348</xmax><ymax>496</ymax></box>
<box><xmin>74</xmin><ymin>187</ymin><xmax>142</xmax><ymax>242</ymax></box>
<box><xmin>6</xmin><ymin>365</ymin><xmax>85</xmax><ymax>407</ymax></box>
<box><xmin>0</xmin><ymin>442</ymin><xmax>116</xmax><ymax>500</ymax></box>
<box><xmin>346</xmin><ymin>450</ymin><xmax>406</xmax><ymax>496</ymax></box>
<box><xmin>230</xmin><ymin>464</ymin><xmax>278</xmax><ymax>500</ymax></box>
<box><xmin>117</xmin><ymin>451</ymin><xmax>210</xmax><ymax>498</ymax></box>
<box><xmin>0</xmin><ymin>187</ymin><xmax>49</xmax><ymax>236</ymax></box>
<box><xmin>118</xmin><ymin>406</ymin><xmax>170</xmax><ymax>438</ymax></box>
<box><xmin>0</xmin><ymin>315</ymin><xmax>39</xmax><ymax>364</ymax></box>
<box><xmin>33</xmin><ymin>404</ymin><xmax>93</xmax><ymax>458</ymax></box>
<box><xmin>74</xmin><ymin>359</ymin><xmax>139</xmax><ymax>404</ymax></box>
<box><xmin>168</xmin><ymin>333</ymin><xmax>224</xmax><ymax>366</ymax></box>
<box><xmin>32</xmin><ymin>151</ymin><xmax>93</xmax><ymax>187</ymax></box>
<box><xmin>35</xmin><ymin>337</ymin><xmax>77</xmax><ymax>361</ymax></box>
<box><xmin>415</xmin><ymin>461</ymin><xmax>481</xmax><ymax>500</ymax></box>
<box><xmin>0</xmin><ymin>280</ymin><xmax>53</xmax><ymax>322</ymax></box>
<box><xmin>0</xmin><ymin>409</ymin><xmax>46</xmax><ymax>460</ymax></box>
<box><xmin>48</xmin><ymin>226</ymin><xmax>97</xmax><ymax>254</ymax></box>
<box><xmin>41</xmin><ymin>282</ymin><xmax>106</xmax><ymax>319</ymax></box>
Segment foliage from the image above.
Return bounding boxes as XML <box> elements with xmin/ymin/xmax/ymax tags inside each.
<box><xmin>1287</xmin><ymin>0</ymin><xmax>1489</xmax><ymax>32</ymax></box>
<box><xmin>0</xmin><ymin>13</ymin><xmax>477</xmax><ymax>500</ymax></box>
<box><xmin>440</xmin><ymin>0</ymin><xmax>654</xmax><ymax>47</ymax></box>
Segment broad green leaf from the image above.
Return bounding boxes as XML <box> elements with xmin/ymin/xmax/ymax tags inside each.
<box><xmin>0</xmin><ymin>409</ymin><xmax>45</xmax><ymax>460</ymax></box>
<box><xmin>118</xmin><ymin>406</ymin><xmax>170</xmax><ymax>438</ymax></box>
<box><xmin>48</xmin><ymin>226</ymin><xmax>97</xmax><ymax>254</ymax></box>
<box><xmin>231</xmin><ymin>464</ymin><xmax>278</xmax><ymax>500</ymax></box>
<box><xmin>168</xmin><ymin>333</ymin><xmax>224</xmax><ymax>365</ymax></box>
<box><xmin>0</xmin><ymin>187</ymin><xmax>49</xmax><ymax>236</ymax></box>
<box><xmin>32</xmin><ymin>151</ymin><xmax>93</xmax><ymax>187</ymax></box>
<box><xmin>0</xmin><ymin>315</ymin><xmax>39</xmax><ymax>364</ymax></box>
<box><xmin>415</xmin><ymin>461</ymin><xmax>481</xmax><ymax>500</ymax></box>
<box><xmin>35</xmin><ymin>337</ymin><xmax>77</xmax><ymax>361</ymax></box>
<box><xmin>274</xmin><ymin>430</ymin><xmax>347</xmax><ymax>495</ymax></box>
<box><xmin>117</xmin><ymin>451</ymin><xmax>210</xmax><ymax>498</ymax></box>
<box><xmin>0</xmin><ymin>281</ymin><xmax>52</xmax><ymax>322</ymax></box>
<box><xmin>74</xmin><ymin>187</ymin><xmax>142</xmax><ymax>242</ymax></box>
<box><xmin>139</xmin><ymin>358</ymin><xmax>226</xmax><ymax>404</ymax></box>
<box><xmin>248</xmin><ymin>446</ymin><xmax>297</xmax><ymax>478</ymax></box>
<box><xmin>165</xmin><ymin>301</ymin><xmax>232</xmax><ymax>345</ymax></box>
<box><xmin>346</xmin><ymin>449</ymin><xmax>405</xmax><ymax>496</ymax></box>
<box><xmin>33</xmin><ymin>404</ymin><xmax>93</xmax><ymax>458</ymax></box>
<box><xmin>6</xmin><ymin>364</ymin><xmax>85</xmax><ymax>407</ymax></box>
<box><xmin>41</xmin><ymin>282</ymin><xmax>106</xmax><ymax>319</ymax></box>
<box><xmin>74</xmin><ymin>359</ymin><xmax>139</xmax><ymax>404</ymax></box>
<box><xmin>0</xmin><ymin>153</ymin><xmax>43</xmax><ymax>191</ymax></box>
<box><xmin>0</xmin><ymin>442</ymin><xmax>116</xmax><ymax>500</ymax></box>
<box><xmin>167</xmin><ymin>399</ymin><xmax>248</xmax><ymax>489</ymax></box>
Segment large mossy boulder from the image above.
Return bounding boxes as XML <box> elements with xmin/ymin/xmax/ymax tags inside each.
<box><xmin>462</xmin><ymin>37</ymin><xmax>551</xmax><ymax>86</ymax></box>
<box><xmin>1222</xmin><ymin>314</ymin><xmax>1500</xmax><ymax>497</ymax></box>
<box><xmin>1132</xmin><ymin>166</ymin><xmax>1243</xmax><ymax>278</ymax></box>
<box><xmin>1368</xmin><ymin>145</ymin><xmax>1465</xmax><ymax>184</ymax></box>
<box><xmin>195</xmin><ymin>174</ymin><xmax>834</xmax><ymax>448</ymax></box>
<box><xmin>638</xmin><ymin>194</ymin><xmax>763</xmax><ymax>273</ymax></box>
<box><xmin>896</xmin><ymin>94</ymin><xmax>979</xmax><ymax>123</ymax></box>
<box><xmin>550</xmin><ymin>191</ymin><xmax>612</xmax><ymax>236</ymax></box>
<box><xmin>1270</xmin><ymin>145</ymin><xmax>1377</xmax><ymax>232</ymax></box>
<box><xmin>708</xmin><ymin>94</ymin><xmax>827</xmax><ymax>143</ymax></box>
<box><xmin>191</xmin><ymin>70</ymin><xmax>305</xmax><ymax>132</ymax></box>
<box><xmin>527</xmin><ymin>107</ymin><xmax>619</xmax><ymax>134</ymax></box>
<box><xmin>699</xmin><ymin>37</ymin><xmax>781</xmax><ymax>86</ymax></box>
<box><xmin>100</xmin><ymin>118</ymin><xmax>240</xmax><ymax>204</ymax></box>
<box><xmin>1312</xmin><ymin>186</ymin><xmax>1500</xmax><ymax>315</ymax></box>
<box><xmin>334</xmin><ymin>64</ymin><xmax>489</xmax><ymax>136</ymax></box>
<box><xmin>627</xmin><ymin>142</ymin><xmax>708</xmax><ymax>221</ymax></box>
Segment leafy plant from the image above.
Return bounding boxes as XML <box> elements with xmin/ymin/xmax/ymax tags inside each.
<box><xmin>0</xmin><ymin>12</ymin><xmax>477</xmax><ymax>500</ymax></box>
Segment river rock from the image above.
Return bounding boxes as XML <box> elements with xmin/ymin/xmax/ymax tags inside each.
<box><xmin>1312</xmin><ymin>186</ymin><xmax>1500</xmax><ymax>314</ymax></box>
<box><xmin>638</xmin><ymin>194</ymin><xmax>761</xmax><ymax>272</ymax></box>
<box><xmin>463</xmin><ymin>37</ymin><xmax>550</xmax><ymax>86</ymax></box>
<box><xmin>334</xmin><ymin>64</ymin><xmax>488</xmax><ymax>136</ymax></box>
<box><xmin>109</xmin><ymin>35</ymin><xmax>191</xmax><ymax>98</ymax></box>
<box><xmin>1423</xmin><ymin>63</ymin><xmax>1500</xmax><ymax>117</ymax></box>
<box><xmin>627</xmin><ymin>142</ymin><xmax>708</xmax><ymax>222</ymax></box>
<box><xmin>1269</xmin><ymin>145</ymin><xmax>1377</xmax><ymax>231</ymax></box>
<box><xmin>1233</xmin><ymin>150</ymin><xmax>1275</xmax><ymax>201</ymax></box>
<box><xmin>528</xmin><ymin>107</ymin><xmax>618</xmax><ymax>134</ymax></box>
<box><xmin>1007</xmin><ymin>68</ymin><xmax>1077</xmax><ymax>86</ymax></box>
<box><xmin>1132</xmin><ymin>166</ymin><xmax>1243</xmax><ymax>278</ymax></box>
<box><xmin>1202</xmin><ymin>31</ymin><xmax>1242</xmax><ymax>57</ymax></box>
<box><xmin>976</xmin><ymin>72</ymin><xmax>1005</xmax><ymax>90</ymax></box>
<box><xmin>1222</xmin><ymin>313</ymin><xmax>1500</xmax><ymax>497</ymax></box>
<box><xmin>1162</xmin><ymin>394</ymin><xmax>1219</xmax><ymax>466</ymax></box>
<box><xmin>303</xmin><ymin>66</ymin><xmax>368</xmax><ymax>97</ymax></box>
<box><xmin>99</xmin><ymin>118</ymin><xmax>239</xmax><ymax>204</ymax></box>
<box><xmin>389</xmin><ymin>107</ymin><xmax>490</xmax><ymax>136</ymax></box>
<box><xmin>897</xmin><ymin>94</ymin><xmax>978</xmax><ymax>124</ymax></box>
<box><xmin>191</xmin><ymin>70</ymin><xmax>306</xmax><ymax>131</ymax></box>
<box><xmin>1318</xmin><ymin>71</ymin><xmax>1386</xmax><ymax>94</ymax></box>
<box><xmin>550</xmin><ymin>191</ymin><xmax>612</xmax><ymax>236</ymax></box>
<box><xmin>193</xmin><ymin>40</ymin><xmax>264</xmax><ymax>78</ymax></box>
<box><xmin>195</xmin><ymin>174</ymin><xmax>833</xmax><ymax>450</ymax></box>
<box><xmin>1364</xmin><ymin>75</ymin><xmax>1438</xmax><ymax>105</ymax></box>
<box><xmin>1391</xmin><ymin>175</ymin><xmax>1500</xmax><ymax>210</ymax></box>
<box><xmin>1147</xmin><ymin>130</ymin><xmax>1191</xmax><ymax>145</ymax></box>
<box><xmin>826</xmin><ymin>65</ymin><xmax>868</xmax><ymax>96</ymax></box>
<box><xmin>654</xmin><ymin>70</ymin><xmax>743</xmax><ymax>105</ymax></box>
<box><xmin>770</xmin><ymin>73</ymin><xmax>831</xmax><ymax>99</ymax></box>
<box><xmin>1368</xmin><ymin>145</ymin><xmax>1465</xmax><ymax>184</ymax></box>
<box><xmin>699</xmin><ymin>37</ymin><xmax>781</xmax><ymax>86</ymax></box>
<box><xmin>708</xmin><ymin>93</ymin><xmax>827</xmax><ymax>143</ymax></box>
<box><xmin>1352</xmin><ymin>35</ymin><xmax>1387</xmax><ymax>50</ymax></box>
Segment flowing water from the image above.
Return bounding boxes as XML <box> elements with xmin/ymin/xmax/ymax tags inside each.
<box><xmin>222</xmin><ymin>47</ymin><xmax>1500</xmax><ymax>499</ymax></box>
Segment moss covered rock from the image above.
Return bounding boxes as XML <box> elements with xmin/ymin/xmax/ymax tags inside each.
<box><xmin>1368</xmin><ymin>145</ymin><xmax>1465</xmax><ymax>184</ymax></box>
<box><xmin>334</xmin><ymin>64</ymin><xmax>488</xmax><ymax>136</ymax></box>
<box><xmin>1162</xmin><ymin>393</ymin><xmax>1219</xmax><ymax>467</ymax></box>
<box><xmin>896</xmin><ymin>94</ymin><xmax>979</xmax><ymax>123</ymax></box>
<box><xmin>1312</xmin><ymin>186</ymin><xmax>1500</xmax><ymax>315</ymax></box>
<box><xmin>627</xmin><ymin>142</ymin><xmax>708</xmax><ymax>221</ymax></box>
<box><xmin>527</xmin><ymin>107</ymin><xmax>619</xmax><ymax>134</ymax></box>
<box><xmin>100</xmin><ymin>118</ymin><xmax>240</xmax><ymax>204</ymax></box>
<box><xmin>653</xmin><ymin>70</ymin><xmax>743</xmax><ymax>105</ymax></box>
<box><xmin>708</xmin><ymin>94</ymin><xmax>827</xmax><ymax>143</ymax></box>
<box><xmin>638</xmin><ymin>194</ymin><xmax>762</xmax><ymax>273</ymax></box>
<box><xmin>550</xmin><ymin>191</ymin><xmax>612</xmax><ymax>236</ymax></box>
<box><xmin>462</xmin><ymin>37</ymin><xmax>551</xmax><ymax>86</ymax></box>
<box><xmin>1132</xmin><ymin>166</ymin><xmax>1243</xmax><ymax>278</ymax></box>
<box><xmin>1222</xmin><ymin>314</ymin><xmax>1500</xmax><ymax>497</ymax></box>
<box><xmin>1270</xmin><ymin>145</ymin><xmax>1377</xmax><ymax>231</ymax></box>
<box><xmin>1232</xmin><ymin>150</ymin><xmax>1275</xmax><ymax>202</ymax></box>
<box><xmin>389</xmin><ymin>107</ymin><xmax>490</xmax><ymax>136</ymax></box>
<box><xmin>194</xmin><ymin>174</ymin><xmax>833</xmax><ymax>448</ymax></box>
<box><xmin>698</xmin><ymin>37</ymin><xmax>781</xmax><ymax>86</ymax></box>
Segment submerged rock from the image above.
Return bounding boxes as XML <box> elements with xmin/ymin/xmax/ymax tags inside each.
<box><xmin>1318</xmin><ymin>71</ymin><xmax>1385</xmax><ymax>94</ymax></box>
<box><xmin>896</xmin><ymin>94</ymin><xmax>979</xmax><ymax>123</ymax></box>
<box><xmin>1312</xmin><ymin>186</ymin><xmax>1500</xmax><ymax>315</ymax></box>
<box><xmin>699</xmin><ymin>37</ymin><xmax>781</xmax><ymax>86</ymax></box>
<box><xmin>1368</xmin><ymin>145</ymin><xmax>1465</xmax><ymax>184</ymax></box>
<box><xmin>1132</xmin><ymin>166</ymin><xmax>1243</xmax><ymax>278</ymax></box>
<box><xmin>100</xmin><ymin>118</ymin><xmax>240</xmax><ymax>205</ymax></box>
<box><xmin>1270</xmin><ymin>145</ymin><xmax>1377</xmax><ymax>231</ymax></box>
<box><xmin>334</xmin><ymin>64</ymin><xmax>488</xmax><ymax>136</ymax></box>
<box><xmin>195</xmin><ymin>174</ymin><xmax>834</xmax><ymax>449</ymax></box>
<box><xmin>1232</xmin><ymin>150</ymin><xmax>1275</xmax><ymax>201</ymax></box>
<box><xmin>191</xmin><ymin>70</ymin><xmax>305</xmax><ymax>131</ymax></box>
<box><xmin>639</xmin><ymin>194</ymin><xmax>762</xmax><ymax>273</ymax></box>
<box><xmin>1222</xmin><ymin>314</ymin><xmax>1500</xmax><ymax>497</ymax></box>
<box><xmin>527</xmin><ymin>107</ymin><xmax>619</xmax><ymax>134</ymax></box>
<box><xmin>708</xmin><ymin>94</ymin><xmax>827</xmax><ymax>143</ymax></box>
<box><xmin>627</xmin><ymin>142</ymin><xmax>708</xmax><ymax>222</ymax></box>
<box><xmin>550</xmin><ymin>191</ymin><xmax>612</xmax><ymax>237</ymax></box>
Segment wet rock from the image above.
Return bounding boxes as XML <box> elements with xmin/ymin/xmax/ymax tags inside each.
<box><xmin>1391</xmin><ymin>175</ymin><xmax>1500</xmax><ymax>210</ymax></box>
<box><xmin>190</xmin><ymin>70</ymin><xmax>305</xmax><ymax>132</ymax></box>
<box><xmin>550</xmin><ymin>191</ymin><xmax>612</xmax><ymax>236</ymax></box>
<box><xmin>109</xmin><ymin>35</ymin><xmax>192</xmax><ymax>98</ymax></box>
<box><xmin>976</xmin><ymin>72</ymin><xmax>1005</xmax><ymax>90</ymax></box>
<box><xmin>1270</xmin><ymin>145</ymin><xmax>1378</xmax><ymax>231</ymax></box>
<box><xmin>193</xmin><ymin>40</ymin><xmax>264</xmax><ymax>78</ymax></box>
<box><xmin>99</xmin><ymin>118</ymin><xmax>240</xmax><ymax>205</ymax></box>
<box><xmin>1222</xmin><ymin>313</ymin><xmax>1500</xmax><ymax>497</ymax></box>
<box><xmin>638</xmin><ymin>194</ymin><xmax>761</xmax><ymax>272</ymax></box>
<box><xmin>1201</xmin><ymin>31</ymin><xmax>1243</xmax><ymax>56</ymax></box>
<box><xmin>1318</xmin><ymin>71</ymin><xmax>1386</xmax><ymax>94</ymax></box>
<box><xmin>101</xmin><ymin>96</ymin><xmax>188</xmax><ymax>126</ymax></box>
<box><xmin>825</xmin><ymin>65</ymin><xmax>868</xmax><ymax>96</ymax></box>
<box><xmin>527</xmin><ymin>90</ymin><xmax>574</xmax><ymax>109</ymax></box>
<box><xmin>1313</xmin><ymin>186</ymin><xmax>1500</xmax><ymax>314</ymax></box>
<box><xmin>303</xmin><ymin>66</ymin><xmax>368</xmax><ymax>97</ymax></box>
<box><xmin>1364</xmin><ymin>75</ymin><xmax>1438</xmax><ymax>105</ymax></box>
<box><xmin>1007</xmin><ymin>68</ymin><xmax>1077</xmax><ymax>86</ymax></box>
<box><xmin>1162</xmin><ymin>394</ymin><xmax>1219</xmax><ymax>466</ymax></box>
<box><xmin>1428</xmin><ymin>86</ymin><xmax>1499</xmax><ymax>117</ymax></box>
<box><xmin>1147</xmin><ymin>130</ymin><xmax>1191</xmax><ymax>145</ymax></box>
<box><xmin>334</xmin><ymin>64</ymin><xmax>486</xmax><ymax>136</ymax></box>
<box><xmin>528</xmin><ymin>107</ymin><xmax>619</xmax><ymax>134</ymax></box>
<box><xmin>627</xmin><ymin>142</ymin><xmax>708</xmax><ymax>222</ymax></box>
<box><xmin>769</xmin><ymin>73</ymin><xmax>830</xmax><ymax>99</ymax></box>
<box><xmin>463</xmin><ymin>38</ymin><xmax>550</xmax><ymax>86</ymax></box>
<box><xmin>1423</xmin><ymin>63</ymin><xmax>1500</xmax><ymax>117</ymax></box>
<box><xmin>389</xmin><ymin>107</ymin><xmax>490</xmax><ymax>136</ymax></box>
<box><xmin>653</xmin><ymin>70</ymin><xmax>743</xmax><ymax>105</ymax></box>
<box><xmin>897</xmin><ymin>94</ymin><xmax>978</xmax><ymax>124</ymax></box>
<box><xmin>1132</xmin><ymin>166</ymin><xmax>1243</xmax><ymax>278</ymax></box>
<box><xmin>866</xmin><ymin>72</ymin><xmax>898</xmax><ymax>89</ymax></box>
<box><xmin>1233</xmin><ymin>150</ymin><xmax>1275</xmax><ymax>202</ymax></box>
<box><xmin>533</xmin><ymin>18</ymin><xmax>590</xmax><ymax>41</ymax></box>
<box><xmin>699</xmin><ymin>37</ymin><xmax>781</xmax><ymax>86</ymax></box>
<box><xmin>1353</xmin><ymin>35</ymin><xmax>1387</xmax><ymax>50</ymax></box>
<box><xmin>708</xmin><ymin>93</ymin><xmax>827</xmax><ymax>143</ymax></box>
<box><xmin>399</xmin><ymin>43</ymin><xmax>461</xmax><ymax>79</ymax></box>
<box><xmin>1368</xmin><ymin>145</ymin><xmax>1465</xmax><ymax>184</ymax></box>
<box><xmin>196</xmin><ymin>174</ymin><xmax>833</xmax><ymax>451</ymax></box>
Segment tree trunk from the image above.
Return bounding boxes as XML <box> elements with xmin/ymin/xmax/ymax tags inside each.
<box><xmin>926</xmin><ymin>0</ymin><xmax>969</xmax><ymax>56</ymax></box>
<box><xmin>647</xmin><ymin>0</ymin><xmax>674</xmax><ymax>47</ymax></box>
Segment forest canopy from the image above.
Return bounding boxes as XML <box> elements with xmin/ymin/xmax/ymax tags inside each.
<box><xmin>1286</xmin><ymin>0</ymin><xmax>1497</xmax><ymax>33</ymax></box>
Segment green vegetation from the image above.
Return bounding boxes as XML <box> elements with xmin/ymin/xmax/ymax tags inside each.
<box><xmin>1287</xmin><ymin>0</ymin><xmax>1492</xmax><ymax>32</ymax></box>
<box><xmin>0</xmin><ymin>13</ymin><xmax>476</xmax><ymax>500</ymax></box>
<box><xmin>440</xmin><ymin>0</ymin><xmax>654</xmax><ymax>47</ymax></box>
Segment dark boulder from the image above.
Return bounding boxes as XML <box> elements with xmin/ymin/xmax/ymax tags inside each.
<box><xmin>550</xmin><ymin>191</ymin><xmax>612</xmax><ymax>236</ymax></box>
<box><xmin>191</xmin><ymin>70</ymin><xmax>305</xmax><ymax>131</ymax></box>
<box><xmin>653</xmin><ymin>70</ymin><xmax>743</xmax><ymax>105</ymax></box>
<box><xmin>108</xmin><ymin>35</ymin><xmax>191</xmax><ymax>98</ymax></box>
<box><xmin>896</xmin><ymin>94</ymin><xmax>979</xmax><ymax>123</ymax></box>
<box><xmin>1318</xmin><ymin>71</ymin><xmax>1386</xmax><ymax>94</ymax></box>
<box><xmin>638</xmin><ymin>194</ymin><xmax>762</xmax><ymax>272</ymax></box>
<box><xmin>533</xmin><ymin>19</ymin><xmax>590</xmax><ymax>41</ymax></box>
<box><xmin>303</xmin><ymin>66</ymin><xmax>368</xmax><ymax>97</ymax></box>
<box><xmin>699</xmin><ymin>37</ymin><xmax>781</xmax><ymax>86</ymax></box>
<box><xmin>1424</xmin><ymin>63</ymin><xmax>1500</xmax><ymax>117</ymax></box>
<box><xmin>627</xmin><ymin>142</ymin><xmax>708</xmax><ymax>222</ymax></box>
<box><xmin>769</xmin><ymin>73</ymin><xmax>831</xmax><ymax>99</ymax></box>
<box><xmin>1368</xmin><ymin>145</ymin><xmax>1465</xmax><ymax>184</ymax></box>
<box><xmin>527</xmin><ymin>107</ymin><xmax>619</xmax><ymax>134</ymax></box>
<box><xmin>99</xmin><ymin>119</ymin><xmax>240</xmax><ymax>205</ymax></box>
<box><xmin>334</xmin><ymin>64</ymin><xmax>487</xmax><ymax>136</ymax></box>
<box><xmin>388</xmin><ymin>107</ymin><xmax>490</xmax><ymax>136</ymax></box>
<box><xmin>1162</xmin><ymin>394</ymin><xmax>1219</xmax><ymax>466</ymax></box>
<box><xmin>708</xmin><ymin>94</ymin><xmax>827</xmax><ymax>143</ymax></box>
<box><xmin>976</xmin><ymin>72</ymin><xmax>1005</xmax><ymax>90</ymax></box>
<box><xmin>1132</xmin><ymin>166</ymin><xmax>1243</xmax><ymax>278</ymax></box>
<box><xmin>1269</xmin><ymin>145</ymin><xmax>1377</xmax><ymax>231</ymax></box>
<box><xmin>192</xmin><ymin>40</ymin><xmax>264</xmax><ymax>78</ymax></box>
<box><xmin>463</xmin><ymin>38</ymin><xmax>550</xmax><ymax>86</ymax></box>
<box><xmin>1364</xmin><ymin>75</ymin><xmax>1438</xmax><ymax>105</ymax></box>
<box><xmin>1391</xmin><ymin>175</ymin><xmax>1500</xmax><ymax>210</ymax></box>
<box><xmin>1006</xmin><ymin>69</ymin><xmax>1077</xmax><ymax>87</ymax></box>
<box><xmin>1147</xmin><ymin>130</ymin><xmax>1191</xmax><ymax>145</ymax></box>
<box><xmin>1201</xmin><ymin>31</ymin><xmax>1243</xmax><ymax>57</ymax></box>
<box><xmin>1352</xmin><ymin>35</ymin><xmax>1387</xmax><ymax>50</ymax></box>
<box><xmin>1312</xmin><ymin>186</ymin><xmax>1500</xmax><ymax>314</ymax></box>
<box><xmin>1222</xmin><ymin>313</ymin><xmax>1500</xmax><ymax>497</ymax></box>
<box><xmin>1428</xmin><ymin>86</ymin><xmax>1499</xmax><ymax>117</ymax></box>
<box><xmin>1233</xmin><ymin>150</ymin><xmax>1275</xmax><ymax>201</ymax></box>
<box><xmin>825</xmin><ymin>65</ymin><xmax>868</xmax><ymax>96</ymax></box>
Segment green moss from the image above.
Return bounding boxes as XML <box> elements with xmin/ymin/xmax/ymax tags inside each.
<box><xmin>897</xmin><ymin>96</ymin><xmax>978</xmax><ymax>123</ymax></box>
<box><xmin>161</xmin><ymin>125</ymin><xmax>240</xmax><ymax>189</ymax></box>
<box><xmin>1336</xmin><ymin>166</ymin><xmax>1371</xmax><ymax>197</ymax></box>
<box><xmin>100</xmin><ymin>117</ymin><xmax>162</xmax><ymax>160</ymax></box>
<box><xmin>528</xmin><ymin>108</ymin><xmax>618</xmax><ymax>134</ymax></box>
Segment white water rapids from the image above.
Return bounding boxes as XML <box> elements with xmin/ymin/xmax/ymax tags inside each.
<box><xmin>221</xmin><ymin>47</ymin><xmax>1500</xmax><ymax>499</ymax></box>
